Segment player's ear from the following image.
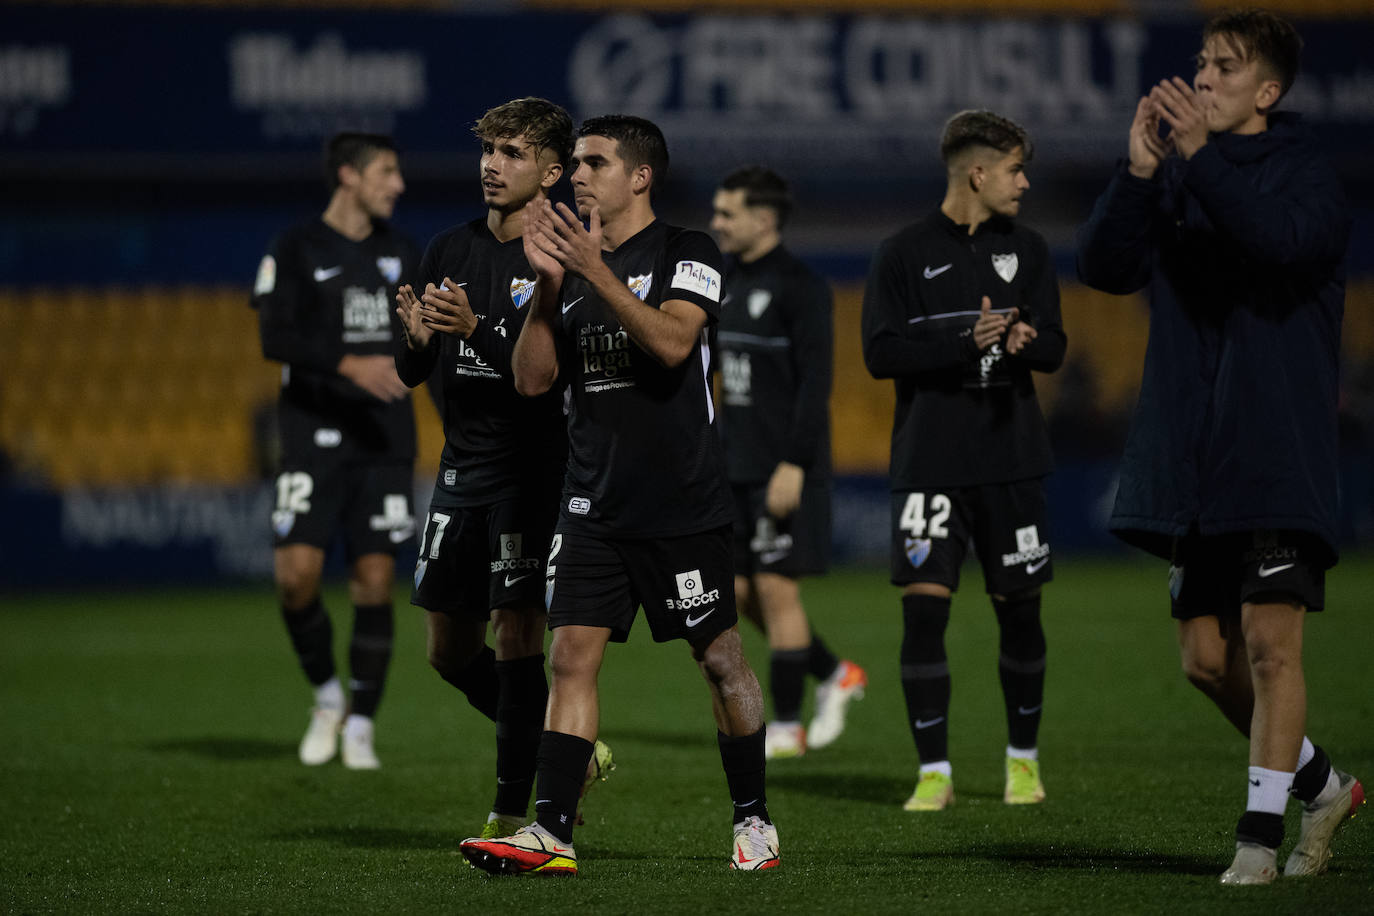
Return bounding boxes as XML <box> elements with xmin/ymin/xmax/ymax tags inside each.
<box><xmin>632</xmin><ymin>164</ymin><xmax>652</xmax><ymax>194</ymax></box>
<box><xmin>542</xmin><ymin>161</ymin><xmax>563</xmax><ymax>189</ymax></box>
<box><xmin>968</xmin><ymin>164</ymin><xmax>984</xmax><ymax>193</ymax></box>
<box><xmin>1255</xmin><ymin>78</ymin><xmax>1281</xmax><ymax>114</ymax></box>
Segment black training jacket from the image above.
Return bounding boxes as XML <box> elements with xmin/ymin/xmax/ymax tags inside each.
<box><xmin>1076</xmin><ymin>113</ymin><xmax>1349</xmax><ymax>563</ymax></box>
<box><xmin>862</xmin><ymin>210</ymin><xmax>1065</xmax><ymax>489</ymax></box>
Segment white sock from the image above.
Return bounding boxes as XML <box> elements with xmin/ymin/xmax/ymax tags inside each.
<box><xmin>314</xmin><ymin>677</ymin><xmax>344</xmax><ymax>711</ymax></box>
<box><xmin>1247</xmin><ymin>766</ymin><xmax>1293</xmax><ymax>815</ymax></box>
<box><xmin>1008</xmin><ymin>745</ymin><xmax>1037</xmax><ymax>761</ymax></box>
<box><xmin>1311</xmin><ymin>767</ymin><xmax>1344</xmax><ymax>808</ymax></box>
<box><xmin>1297</xmin><ymin>736</ymin><xmax>1316</xmax><ymax>770</ymax></box>
<box><xmin>920</xmin><ymin>760</ymin><xmax>953</xmax><ymax>777</ymax></box>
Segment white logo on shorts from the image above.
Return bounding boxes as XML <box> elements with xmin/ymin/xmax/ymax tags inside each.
<box><xmin>666</xmin><ymin>568</ymin><xmax>721</xmax><ymax>613</ymax></box>
<box><xmin>500</xmin><ymin>533</ymin><xmax>522</xmax><ymax>560</ymax></box>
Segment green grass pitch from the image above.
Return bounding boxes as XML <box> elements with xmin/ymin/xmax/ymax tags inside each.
<box><xmin>3</xmin><ymin>556</ymin><xmax>1372</xmax><ymax>913</ymax></box>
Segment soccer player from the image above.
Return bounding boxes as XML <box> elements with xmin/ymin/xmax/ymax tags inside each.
<box><xmin>460</xmin><ymin>115</ymin><xmax>778</xmax><ymax>875</ymax></box>
<box><xmin>393</xmin><ymin>97</ymin><xmax>610</xmax><ymax>840</ymax></box>
<box><xmin>1076</xmin><ymin>9</ymin><xmax>1362</xmax><ymax>885</ymax></box>
<box><xmin>252</xmin><ymin>132</ymin><xmax>422</xmax><ymax>769</ymax></box>
<box><xmin>709</xmin><ymin>166</ymin><xmax>867</xmax><ymax>760</ymax></box>
<box><xmin>862</xmin><ymin>110</ymin><xmax>1065</xmax><ymax>812</ymax></box>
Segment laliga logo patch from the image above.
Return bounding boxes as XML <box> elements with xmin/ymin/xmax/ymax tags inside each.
<box><xmin>376</xmin><ymin>256</ymin><xmax>402</xmax><ymax>284</ymax></box>
<box><xmin>991</xmin><ymin>253</ymin><xmax>1018</xmax><ymax>284</ymax></box>
<box><xmin>510</xmin><ymin>277</ymin><xmax>535</xmax><ymax>309</ymax></box>
<box><xmin>272</xmin><ymin>509</ymin><xmax>296</xmax><ymax>538</ymax></box>
<box><xmin>905</xmin><ymin>536</ymin><xmax>932</xmax><ymax>568</ymax></box>
<box><xmin>627</xmin><ymin>273</ymin><xmax>653</xmax><ymax>301</ymax></box>
<box><xmin>747</xmin><ymin>290</ymin><xmax>772</xmax><ymax>319</ymax></box>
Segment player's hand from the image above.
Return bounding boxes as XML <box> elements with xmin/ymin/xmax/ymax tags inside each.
<box><xmin>523</xmin><ymin>199</ymin><xmax>566</xmax><ymax>288</ymax></box>
<box><xmin>1005</xmin><ymin>319</ymin><xmax>1038</xmax><ymax>355</ymax></box>
<box><xmin>395</xmin><ymin>284</ymin><xmax>434</xmax><ymax>350</ymax></box>
<box><xmin>1150</xmin><ymin>77</ymin><xmax>1207</xmax><ymax>161</ymax></box>
<box><xmin>765</xmin><ymin>462</ymin><xmax>805</xmax><ymax>519</ymax></box>
<box><xmin>420</xmin><ymin>279</ymin><xmax>478</xmax><ymax>338</ymax></box>
<box><xmin>972</xmin><ymin>296</ymin><xmax>1012</xmax><ymax>351</ymax></box>
<box><xmin>338</xmin><ymin>354</ymin><xmax>409</xmax><ymax>402</ymax></box>
<box><xmin>1127</xmin><ymin>96</ymin><xmax>1170</xmax><ymax>179</ymax></box>
<box><xmin>537</xmin><ymin>201</ymin><xmax>606</xmax><ymax>280</ymax></box>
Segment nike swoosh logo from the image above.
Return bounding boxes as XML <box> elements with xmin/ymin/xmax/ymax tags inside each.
<box><xmin>388</xmin><ymin>529</ymin><xmax>411</xmax><ymax>544</ymax></box>
<box><xmin>1017</xmin><ymin>705</ymin><xmax>1042</xmax><ymax>715</ymax></box>
<box><xmin>1257</xmin><ymin>563</ymin><xmax>1295</xmax><ymax>578</ymax></box>
<box><xmin>923</xmin><ymin>263</ymin><xmax>952</xmax><ymax>279</ymax></box>
<box><xmin>313</xmin><ymin>266</ymin><xmax>343</xmax><ymax>282</ymax></box>
<box><xmin>1249</xmin><ymin>778</ymin><xmax>1261</xmax><ymax>787</ymax></box>
<box><xmin>504</xmin><ymin>574</ymin><xmax>529</xmax><ymax>588</ymax></box>
<box><xmin>1026</xmin><ymin>557</ymin><xmax>1050</xmax><ymax>575</ymax></box>
<box><xmin>562</xmin><ymin>296</ymin><xmax>583</xmax><ymax>314</ymax></box>
<box><xmin>685</xmin><ymin>607</ymin><xmax>716</xmax><ymax>627</ymax></box>
<box><xmin>914</xmin><ymin>717</ymin><xmax>945</xmax><ymax>729</ymax></box>
<box><xmin>735</xmin><ymin>843</ymin><xmax>755</xmax><ymax>864</ymax></box>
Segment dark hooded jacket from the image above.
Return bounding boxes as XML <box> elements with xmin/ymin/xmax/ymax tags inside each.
<box><xmin>1076</xmin><ymin>112</ymin><xmax>1349</xmax><ymax>564</ymax></box>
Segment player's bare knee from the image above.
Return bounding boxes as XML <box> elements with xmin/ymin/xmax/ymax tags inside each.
<box><xmin>693</xmin><ymin>627</ymin><xmax>747</xmax><ymax>683</ymax></box>
<box><xmin>275</xmin><ymin>572</ymin><xmax>319</xmax><ymax>611</ymax></box>
<box><xmin>491</xmin><ymin>608</ymin><xmax>546</xmax><ymax>659</ymax></box>
<box><xmin>903</xmin><ymin>582</ymin><xmax>952</xmax><ymax>599</ymax></box>
<box><xmin>1181</xmin><ymin>653</ymin><xmax>1228</xmax><ymax>694</ymax></box>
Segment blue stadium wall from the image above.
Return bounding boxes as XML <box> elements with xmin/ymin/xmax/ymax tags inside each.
<box><xmin>3</xmin><ymin>4</ymin><xmax>1372</xmax><ymax>586</ymax></box>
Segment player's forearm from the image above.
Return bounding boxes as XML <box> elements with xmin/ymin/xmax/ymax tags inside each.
<box><xmin>1009</xmin><ymin>325</ymin><xmax>1067</xmax><ymax>373</ymax></box>
<box><xmin>863</xmin><ymin>330</ymin><xmax>977</xmax><ymax>379</ymax></box>
<box><xmin>1183</xmin><ymin>146</ymin><xmax>1348</xmax><ymax>268</ymax></box>
<box><xmin>512</xmin><ymin>316</ymin><xmax>559</xmax><ymax>397</ymax></box>
<box><xmin>595</xmin><ymin>272</ymin><xmax>698</xmax><ymax>368</ymax></box>
<box><xmin>259</xmin><ymin>323</ymin><xmax>341</xmax><ymax>375</ymax></box>
<box><xmin>394</xmin><ymin>336</ymin><xmax>438</xmax><ymax>387</ymax></box>
<box><xmin>1075</xmin><ymin>168</ymin><xmax>1158</xmax><ymax>295</ymax></box>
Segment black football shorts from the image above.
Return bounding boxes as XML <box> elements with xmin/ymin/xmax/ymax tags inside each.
<box><xmin>271</xmin><ymin>460</ymin><xmax>415</xmax><ymax>559</ymax></box>
<box><xmin>731</xmin><ymin>480</ymin><xmax>831</xmax><ymax>579</ymax></box>
<box><xmin>411</xmin><ymin>493</ymin><xmax>557</xmax><ymax>619</ymax></box>
<box><xmin>546</xmin><ymin>524</ymin><xmax>737</xmax><ymax>645</ymax></box>
<box><xmin>1168</xmin><ymin>529</ymin><xmax>1326</xmax><ymax>619</ymax></box>
<box><xmin>889</xmin><ymin>479</ymin><xmax>1051</xmax><ymax>595</ymax></box>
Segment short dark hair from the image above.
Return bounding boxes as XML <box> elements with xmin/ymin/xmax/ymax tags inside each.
<box><xmin>939</xmin><ymin>110</ymin><xmax>1033</xmax><ymax>165</ymax></box>
<box><xmin>578</xmin><ymin>115</ymin><xmax>669</xmax><ymax>191</ymax></box>
<box><xmin>1203</xmin><ymin>8</ymin><xmax>1302</xmax><ymax>102</ymax></box>
<box><xmin>473</xmin><ymin>97</ymin><xmax>575</xmax><ymax>167</ymax></box>
<box><xmin>719</xmin><ymin>166</ymin><xmax>793</xmax><ymax>229</ymax></box>
<box><xmin>324</xmin><ymin>132</ymin><xmax>397</xmax><ymax>194</ymax></box>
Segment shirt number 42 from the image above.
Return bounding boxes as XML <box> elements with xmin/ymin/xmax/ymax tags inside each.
<box><xmin>899</xmin><ymin>492</ymin><xmax>951</xmax><ymax>539</ymax></box>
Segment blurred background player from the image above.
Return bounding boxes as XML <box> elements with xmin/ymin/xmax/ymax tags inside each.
<box><xmin>862</xmin><ymin>111</ymin><xmax>1065</xmax><ymax>812</ymax></box>
<box><xmin>395</xmin><ymin>98</ymin><xmax>610</xmax><ymax>841</ymax></box>
<box><xmin>709</xmin><ymin>166</ymin><xmax>867</xmax><ymax>760</ymax></box>
<box><xmin>461</xmin><ymin>115</ymin><xmax>778</xmax><ymax>875</ymax></box>
<box><xmin>1077</xmin><ymin>9</ymin><xmax>1363</xmax><ymax>885</ymax></box>
<box><xmin>252</xmin><ymin>132</ymin><xmax>422</xmax><ymax>769</ymax></box>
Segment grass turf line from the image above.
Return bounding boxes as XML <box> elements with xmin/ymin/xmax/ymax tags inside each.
<box><xmin>2</xmin><ymin>556</ymin><xmax>1372</xmax><ymax>913</ymax></box>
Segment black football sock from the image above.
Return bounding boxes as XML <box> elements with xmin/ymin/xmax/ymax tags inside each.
<box><xmin>442</xmin><ymin>645</ymin><xmax>500</xmax><ymax>722</ymax></box>
<box><xmin>901</xmin><ymin>593</ymin><xmax>952</xmax><ymax>763</ymax></box>
<box><xmin>281</xmin><ymin>596</ymin><xmax>335</xmax><ymax>686</ymax></box>
<box><xmin>993</xmin><ymin>593</ymin><xmax>1046</xmax><ymax>752</ymax></box>
<box><xmin>348</xmin><ymin>603</ymin><xmax>393</xmax><ymax>718</ymax></box>
<box><xmin>807</xmin><ymin>634</ymin><xmax>840</xmax><ymax>682</ymax></box>
<box><xmin>769</xmin><ymin>648</ymin><xmax>809</xmax><ymax>723</ymax></box>
<box><xmin>1236</xmin><ymin>810</ymin><xmax>1284</xmax><ymax>849</ymax></box>
<box><xmin>719</xmin><ymin>727</ymin><xmax>770</xmax><ymax>825</ymax></box>
<box><xmin>492</xmin><ymin>654</ymin><xmax>548</xmax><ymax>817</ymax></box>
<box><xmin>1291</xmin><ymin>743</ymin><xmax>1332</xmax><ymax>804</ymax></box>
<box><xmin>534</xmin><ymin>731</ymin><xmax>594</xmax><ymax>845</ymax></box>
